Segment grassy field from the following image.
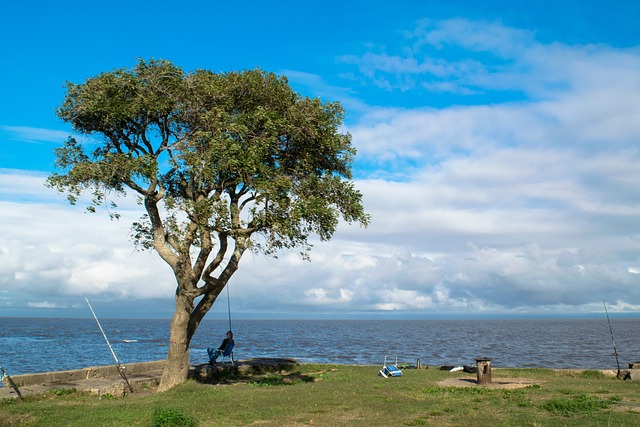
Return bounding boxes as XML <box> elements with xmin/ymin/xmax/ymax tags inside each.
<box><xmin>1</xmin><ymin>364</ymin><xmax>639</xmax><ymax>426</ymax></box>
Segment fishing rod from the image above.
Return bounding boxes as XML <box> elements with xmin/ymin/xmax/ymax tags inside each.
<box><xmin>1</xmin><ymin>366</ymin><xmax>23</xmax><ymax>401</ymax></box>
<box><xmin>603</xmin><ymin>301</ymin><xmax>621</xmax><ymax>377</ymax></box>
<box><xmin>85</xmin><ymin>297</ymin><xmax>133</xmax><ymax>393</ymax></box>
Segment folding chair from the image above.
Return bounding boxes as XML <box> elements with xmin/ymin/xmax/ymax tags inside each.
<box><xmin>379</xmin><ymin>355</ymin><xmax>403</xmax><ymax>377</ymax></box>
<box><xmin>217</xmin><ymin>343</ymin><xmax>235</xmax><ymax>365</ymax></box>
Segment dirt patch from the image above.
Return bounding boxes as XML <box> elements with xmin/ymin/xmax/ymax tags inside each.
<box><xmin>437</xmin><ymin>376</ymin><xmax>543</xmax><ymax>389</ymax></box>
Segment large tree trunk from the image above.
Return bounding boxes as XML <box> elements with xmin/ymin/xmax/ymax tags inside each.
<box><xmin>156</xmin><ymin>240</ymin><xmax>244</xmax><ymax>391</ymax></box>
<box><xmin>158</xmin><ymin>294</ymin><xmax>193</xmax><ymax>392</ymax></box>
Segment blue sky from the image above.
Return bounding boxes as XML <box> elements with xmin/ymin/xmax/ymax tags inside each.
<box><xmin>2</xmin><ymin>0</ymin><xmax>640</xmax><ymax>318</ymax></box>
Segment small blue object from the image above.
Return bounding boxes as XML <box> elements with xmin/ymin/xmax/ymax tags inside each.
<box><xmin>384</xmin><ymin>365</ymin><xmax>403</xmax><ymax>377</ymax></box>
<box><xmin>379</xmin><ymin>355</ymin><xmax>403</xmax><ymax>377</ymax></box>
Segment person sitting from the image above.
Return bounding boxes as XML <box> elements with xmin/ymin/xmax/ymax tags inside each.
<box><xmin>207</xmin><ymin>330</ymin><xmax>234</xmax><ymax>364</ymax></box>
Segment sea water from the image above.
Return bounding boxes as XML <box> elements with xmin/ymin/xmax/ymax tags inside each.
<box><xmin>1</xmin><ymin>317</ymin><xmax>639</xmax><ymax>378</ymax></box>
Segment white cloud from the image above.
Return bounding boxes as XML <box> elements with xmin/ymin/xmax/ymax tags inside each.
<box><xmin>0</xmin><ymin>174</ymin><xmax>176</xmax><ymax>310</ymax></box>
<box><xmin>375</xmin><ymin>289</ymin><xmax>434</xmax><ymax>311</ymax></box>
<box><xmin>27</xmin><ymin>301</ymin><xmax>64</xmax><ymax>308</ymax></box>
<box><xmin>2</xmin><ymin>171</ymin><xmax>639</xmax><ymax>317</ymax></box>
<box><xmin>1</xmin><ymin>126</ymin><xmax>72</xmax><ymax>144</ymax></box>
<box><xmin>304</xmin><ymin>287</ymin><xmax>354</xmax><ymax>305</ymax></box>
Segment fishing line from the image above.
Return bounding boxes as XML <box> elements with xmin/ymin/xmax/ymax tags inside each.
<box><xmin>226</xmin><ymin>284</ymin><xmax>232</xmax><ymax>332</ymax></box>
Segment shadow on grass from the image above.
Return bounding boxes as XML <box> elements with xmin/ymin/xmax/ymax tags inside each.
<box><xmin>189</xmin><ymin>359</ymin><xmax>316</xmax><ymax>386</ymax></box>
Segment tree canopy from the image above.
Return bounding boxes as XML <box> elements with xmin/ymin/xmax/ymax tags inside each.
<box><xmin>48</xmin><ymin>59</ymin><xmax>369</xmax><ymax>390</ymax></box>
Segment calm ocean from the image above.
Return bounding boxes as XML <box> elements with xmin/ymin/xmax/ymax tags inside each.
<box><xmin>2</xmin><ymin>318</ymin><xmax>639</xmax><ymax>379</ymax></box>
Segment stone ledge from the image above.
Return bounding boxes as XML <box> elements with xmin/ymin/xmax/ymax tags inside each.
<box><xmin>1</xmin><ymin>358</ymin><xmax>298</xmax><ymax>398</ymax></box>
<box><xmin>2</xmin><ymin>360</ymin><xmax>165</xmax><ymax>388</ymax></box>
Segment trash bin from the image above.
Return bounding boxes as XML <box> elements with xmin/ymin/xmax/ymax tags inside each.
<box><xmin>475</xmin><ymin>358</ymin><xmax>492</xmax><ymax>384</ymax></box>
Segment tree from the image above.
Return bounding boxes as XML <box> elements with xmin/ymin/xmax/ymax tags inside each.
<box><xmin>47</xmin><ymin>59</ymin><xmax>369</xmax><ymax>391</ymax></box>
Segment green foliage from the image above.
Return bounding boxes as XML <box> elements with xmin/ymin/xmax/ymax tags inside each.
<box><xmin>152</xmin><ymin>407</ymin><xmax>198</xmax><ymax>427</ymax></box>
<box><xmin>423</xmin><ymin>386</ymin><xmax>489</xmax><ymax>395</ymax></box>
<box><xmin>249</xmin><ymin>376</ymin><xmax>292</xmax><ymax>387</ymax></box>
<box><xmin>541</xmin><ymin>394</ymin><xmax>616</xmax><ymax>416</ymax></box>
<box><xmin>49</xmin><ymin>58</ymin><xmax>369</xmax><ymax>260</ymax></box>
<box><xmin>99</xmin><ymin>393</ymin><xmax>116</xmax><ymax>400</ymax></box>
<box><xmin>49</xmin><ymin>388</ymin><xmax>77</xmax><ymax>396</ymax></box>
<box><xmin>579</xmin><ymin>369</ymin><xmax>606</xmax><ymax>379</ymax></box>
<box><xmin>47</xmin><ymin>59</ymin><xmax>370</xmax><ymax>386</ymax></box>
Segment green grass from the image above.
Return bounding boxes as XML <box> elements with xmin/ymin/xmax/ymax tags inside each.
<box><xmin>151</xmin><ymin>408</ymin><xmax>198</xmax><ymax>427</ymax></box>
<box><xmin>1</xmin><ymin>366</ymin><xmax>639</xmax><ymax>426</ymax></box>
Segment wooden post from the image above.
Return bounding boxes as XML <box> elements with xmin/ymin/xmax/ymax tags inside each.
<box><xmin>475</xmin><ymin>358</ymin><xmax>492</xmax><ymax>384</ymax></box>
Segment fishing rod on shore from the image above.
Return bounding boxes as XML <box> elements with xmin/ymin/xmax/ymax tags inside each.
<box><xmin>1</xmin><ymin>366</ymin><xmax>23</xmax><ymax>401</ymax></box>
<box><xmin>603</xmin><ymin>301</ymin><xmax>621</xmax><ymax>377</ymax></box>
<box><xmin>85</xmin><ymin>297</ymin><xmax>133</xmax><ymax>393</ymax></box>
